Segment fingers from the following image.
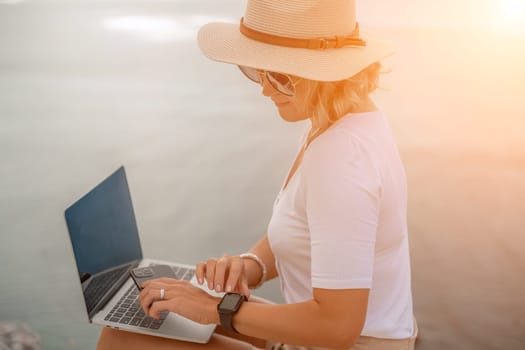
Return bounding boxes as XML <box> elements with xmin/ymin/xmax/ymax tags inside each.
<box><xmin>214</xmin><ymin>256</ymin><xmax>230</xmax><ymax>293</ymax></box>
<box><xmin>140</xmin><ymin>284</ymin><xmax>164</xmax><ymax>315</ymax></box>
<box><xmin>149</xmin><ymin>300</ymin><xmax>172</xmax><ymax>319</ymax></box>
<box><xmin>200</xmin><ymin>256</ymin><xmax>232</xmax><ymax>293</ymax></box>
<box><xmin>205</xmin><ymin>258</ymin><xmax>217</xmax><ymax>290</ymax></box>
<box><xmin>195</xmin><ymin>261</ymin><xmax>206</xmax><ymax>285</ymax></box>
<box><xmin>139</xmin><ymin>280</ymin><xmax>185</xmax><ymax>315</ymax></box>
<box><xmin>224</xmin><ymin>257</ymin><xmax>244</xmax><ymax>293</ymax></box>
<box><xmin>195</xmin><ymin>256</ymin><xmax>250</xmax><ymax>296</ymax></box>
<box><xmin>240</xmin><ymin>272</ymin><xmax>251</xmax><ymax>298</ymax></box>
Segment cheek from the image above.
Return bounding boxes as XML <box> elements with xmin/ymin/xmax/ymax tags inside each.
<box><xmin>289</xmin><ymin>89</ymin><xmax>310</xmax><ymax>118</ymax></box>
<box><xmin>278</xmin><ymin>102</ymin><xmax>308</xmax><ymax>122</ymax></box>
<box><xmin>290</xmin><ymin>98</ymin><xmax>309</xmax><ymax>120</ymax></box>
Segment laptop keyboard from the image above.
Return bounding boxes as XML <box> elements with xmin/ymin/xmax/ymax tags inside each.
<box><xmin>85</xmin><ymin>265</ymin><xmax>130</xmax><ymax>312</ymax></box>
<box><xmin>103</xmin><ymin>265</ymin><xmax>195</xmax><ymax>329</ymax></box>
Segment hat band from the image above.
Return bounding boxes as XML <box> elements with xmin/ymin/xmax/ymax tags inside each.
<box><xmin>239</xmin><ymin>18</ymin><xmax>366</xmax><ymax>50</ymax></box>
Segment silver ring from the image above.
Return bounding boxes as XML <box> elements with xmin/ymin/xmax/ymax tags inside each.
<box><xmin>159</xmin><ymin>288</ymin><xmax>165</xmax><ymax>300</ymax></box>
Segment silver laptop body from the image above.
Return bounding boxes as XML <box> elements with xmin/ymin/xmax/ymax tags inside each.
<box><xmin>64</xmin><ymin>166</ymin><xmax>217</xmax><ymax>343</ymax></box>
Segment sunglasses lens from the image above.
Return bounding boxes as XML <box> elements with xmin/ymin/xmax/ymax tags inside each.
<box><xmin>239</xmin><ymin>66</ymin><xmax>296</xmax><ymax>96</ymax></box>
<box><xmin>239</xmin><ymin>66</ymin><xmax>261</xmax><ymax>83</ymax></box>
<box><xmin>266</xmin><ymin>72</ymin><xmax>295</xmax><ymax>96</ymax></box>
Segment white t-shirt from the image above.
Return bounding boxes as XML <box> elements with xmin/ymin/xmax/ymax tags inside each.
<box><xmin>267</xmin><ymin>110</ymin><xmax>414</xmax><ymax>339</ymax></box>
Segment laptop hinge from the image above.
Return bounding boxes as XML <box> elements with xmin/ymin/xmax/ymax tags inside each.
<box><xmin>87</xmin><ymin>260</ymin><xmax>141</xmax><ymax>321</ymax></box>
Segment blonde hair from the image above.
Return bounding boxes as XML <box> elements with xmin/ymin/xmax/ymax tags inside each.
<box><xmin>301</xmin><ymin>62</ymin><xmax>382</xmax><ymax>132</ymax></box>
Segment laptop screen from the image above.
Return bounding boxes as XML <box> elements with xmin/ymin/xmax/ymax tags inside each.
<box><xmin>65</xmin><ymin>166</ymin><xmax>143</xmax><ymax>314</ymax></box>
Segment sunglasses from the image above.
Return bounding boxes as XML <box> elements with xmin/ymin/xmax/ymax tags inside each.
<box><xmin>238</xmin><ymin>66</ymin><xmax>302</xmax><ymax>96</ymax></box>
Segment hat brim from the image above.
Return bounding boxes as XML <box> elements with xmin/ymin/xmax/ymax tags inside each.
<box><xmin>198</xmin><ymin>22</ymin><xmax>395</xmax><ymax>82</ymax></box>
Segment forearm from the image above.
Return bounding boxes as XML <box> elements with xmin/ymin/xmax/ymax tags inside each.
<box><xmin>244</xmin><ymin>235</ymin><xmax>278</xmax><ymax>287</ymax></box>
<box><xmin>228</xmin><ymin>299</ymin><xmax>360</xmax><ymax>350</ymax></box>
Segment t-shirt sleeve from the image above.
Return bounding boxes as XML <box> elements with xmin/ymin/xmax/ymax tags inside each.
<box><xmin>303</xmin><ymin>130</ymin><xmax>382</xmax><ymax>289</ymax></box>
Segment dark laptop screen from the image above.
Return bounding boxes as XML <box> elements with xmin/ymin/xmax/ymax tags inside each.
<box><xmin>65</xmin><ymin>166</ymin><xmax>142</xmax><ymax>295</ymax></box>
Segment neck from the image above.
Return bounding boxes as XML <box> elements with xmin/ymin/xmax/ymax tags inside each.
<box><xmin>353</xmin><ymin>96</ymin><xmax>378</xmax><ymax>114</ymax></box>
<box><xmin>309</xmin><ymin>96</ymin><xmax>377</xmax><ymax>129</ymax></box>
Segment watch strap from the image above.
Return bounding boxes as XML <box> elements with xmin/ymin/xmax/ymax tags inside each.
<box><xmin>218</xmin><ymin>293</ymin><xmax>247</xmax><ymax>333</ymax></box>
<box><xmin>219</xmin><ymin>310</ymin><xmax>239</xmax><ymax>333</ymax></box>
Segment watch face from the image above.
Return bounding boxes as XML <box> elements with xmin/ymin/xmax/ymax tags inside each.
<box><xmin>220</xmin><ymin>293</ymin><xmax>243</xmax><ymax>310</ymax></box>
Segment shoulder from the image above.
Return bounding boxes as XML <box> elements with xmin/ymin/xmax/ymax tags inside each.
<box><xmin>304</xmin><ymin>111</ymin><xmax>386</xmax><ymax>167</ymax></box>
<box><xmin>300</xmin><ymin>111</ymin><xmax>388</xmax><ymax>198</ymax></box>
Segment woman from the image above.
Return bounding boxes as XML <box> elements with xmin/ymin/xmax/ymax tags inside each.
<box><xmin>97</xmin><ymin>0</ymin><xmax>417</xmax><ymax>349</ymax></box>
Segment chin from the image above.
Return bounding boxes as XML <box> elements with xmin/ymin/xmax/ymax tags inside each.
<box><xmin>277</xmin><ymin>110</ymin><xmax>305</xmax><ymax>123</ymax></box>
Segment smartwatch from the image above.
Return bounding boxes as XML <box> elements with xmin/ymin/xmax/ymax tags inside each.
<box><xmin>217</xmin><ymin>292</ymin><xmax>247</xmax><ymax>333</ymax></box>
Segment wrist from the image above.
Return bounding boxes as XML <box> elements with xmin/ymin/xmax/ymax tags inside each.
<box><xmin>209</xmin><ymin>296</ymin><xmax>221</xmax><ymax>324</ymax></box>
<box><xmin>217</xmin><ymin>293</ymin><xmax>247</xmax><ymax>333</ymax></box>
<box><xmin>242</xmin><ymin>259</ymin><xmax>262</xmax><ymax>288</ymax></box>
<box><xmin>240</xmin><ymin>253</ymin><xmax>267</xmax><ymax>289</ymax></box>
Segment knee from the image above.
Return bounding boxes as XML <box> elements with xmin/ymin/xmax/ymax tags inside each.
<box><xmin>97</xmin><ymin>327</ymin><xmax>127</xmax><ymax>349</ymax></box>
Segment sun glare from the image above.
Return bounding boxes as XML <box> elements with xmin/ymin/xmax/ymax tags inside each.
<box><xmin>500</xmin><ymin>0</ymin><xmax>525</xmax><ymax>32</ymax></box>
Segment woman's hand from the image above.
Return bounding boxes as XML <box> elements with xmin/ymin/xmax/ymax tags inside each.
<box><xmin>139</xmin><ymin>278</ymin><xmax>220</xmax><ymax>325</ymax></box>
<box><xmin>195</xmin><ymin>255</ymin><xmax>251</xmax><ymax>297</ymax></box>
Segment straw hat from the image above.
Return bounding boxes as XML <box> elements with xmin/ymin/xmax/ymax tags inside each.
<box><xmin>198</xmin><ymin>0</ymin><xmax>395</xmax><ymax>82</ymax></box>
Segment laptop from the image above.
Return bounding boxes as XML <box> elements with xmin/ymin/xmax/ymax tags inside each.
<box><xmin>64</xmin><ymin>166</ymin><xmax>217</xmax><ymax>343</ymax></box>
